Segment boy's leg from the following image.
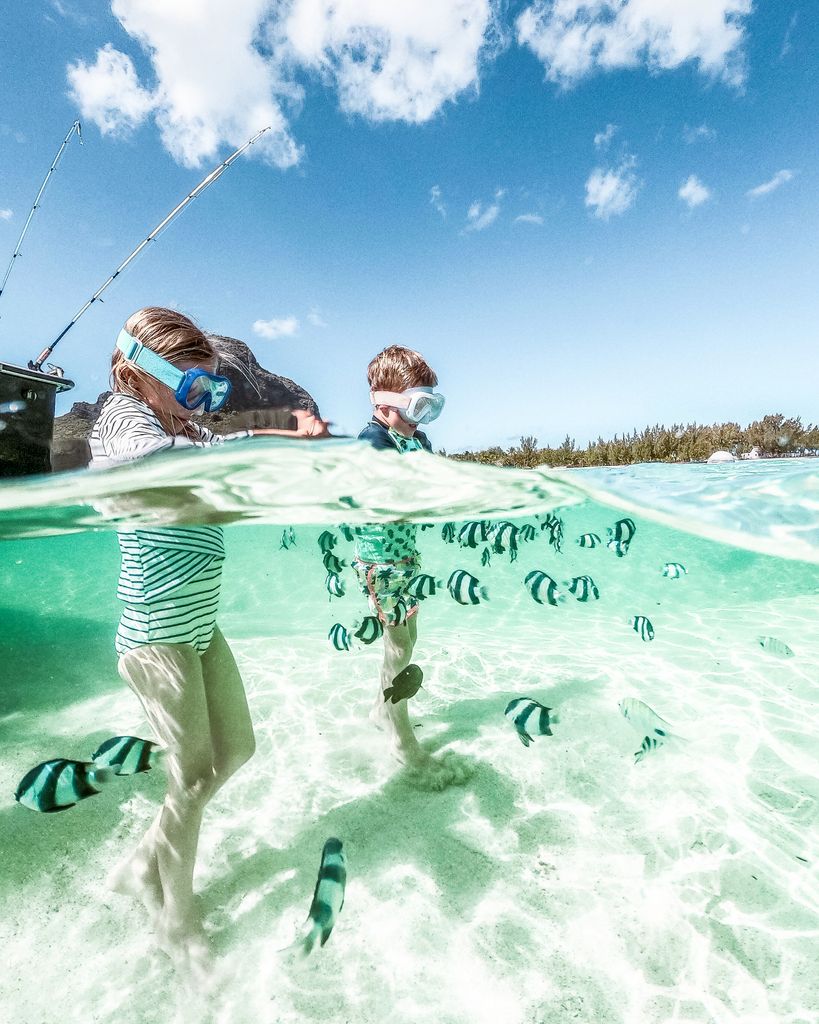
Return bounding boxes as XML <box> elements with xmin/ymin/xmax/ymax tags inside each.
<box><xmin>200</xmin><ymin>625</ymin><xmax>256</xmax><ymax>791</ymax></box>
<box><xmin>372</xmin><ymin>614</ymin><xmax>430</xmax><ymax>767</ymax></box>
<box><xmin>115</xmin><ymin>642</ymin><xmax>216</xmax><ymax>967</ymax></box>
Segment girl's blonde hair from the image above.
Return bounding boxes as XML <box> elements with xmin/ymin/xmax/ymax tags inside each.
<box><xmin>110</xmin><ymin>307</ymin><xmax>215</xmax><ymax>400</ymax></box>
<box><xmin>367</xmin><ymin>345</ymin><xmax>438</xmax><ymax>393</ymax></box>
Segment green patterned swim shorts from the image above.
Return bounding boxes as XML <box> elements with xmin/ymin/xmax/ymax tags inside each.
<box><xmin>352</xmin><ymin>553</ymin><xmax>421</xmax><ymax>627</ymax></box>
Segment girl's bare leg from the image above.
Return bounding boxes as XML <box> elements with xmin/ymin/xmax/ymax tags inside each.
<box><xmin>110</xmin><ymin>629</ymin><xmax>254</xmax><ymax>934</ymax></box>
<box><xmin>200</xmin><ymin>626</ymin><xmax>256</xmax><ymax>791</ymax></box>
<box><xmin>114</xmin><ymin>642</ymin><xmax>217</xmax><ymax>970</ymax></box>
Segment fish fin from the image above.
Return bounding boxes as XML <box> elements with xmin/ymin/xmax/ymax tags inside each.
<box><xmin>544</xmin><ymin>726</ymin><xmax>553</xmax><ymax>736</ymax></box>
<box><xmin>383</xmin><ymin>687</ymin><xmax>394</xmax><ymax>703</ymax></box>
<box><xmin>633</xmin><ymin>749</ymin><xmax>645</xmax><ymax>763</ymax></box>
<box><xmin>517</xmin><ymin>731</ymin><xmax>531</xmax><ymax>747</ymax></box>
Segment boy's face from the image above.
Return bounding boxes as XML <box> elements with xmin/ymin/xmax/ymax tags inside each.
<box><xmin>375</xmin><ymin>404</ymin><xmax>415</xmax><ymax>436</ymax></box>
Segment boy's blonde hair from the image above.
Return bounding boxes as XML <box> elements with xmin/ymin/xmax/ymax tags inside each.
<box><xmin>367</xmin><ymin>345</ymin><xmax>438</xmax><ymax>393</ymax></box>
<box><xmin>110</xmin><ymin>307</ymin><xmax>215</xmax><ymax>399</ymax></box>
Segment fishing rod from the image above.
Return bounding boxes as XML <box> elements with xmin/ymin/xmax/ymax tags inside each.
<box><xmin>0</xmin><ymin>119</ymin><xmax>83</xmax><ymax>307</ymax></box>
<box><xmin>29</xmin><ymin>125</ymin><xmax>271</xmax><ymax>372</ymax></box>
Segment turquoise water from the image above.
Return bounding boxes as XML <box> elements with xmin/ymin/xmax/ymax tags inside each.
<box><xmin>1</xmin><ymin>443</ymin><xmax>818</xmax><ymax>1024</ymax></box>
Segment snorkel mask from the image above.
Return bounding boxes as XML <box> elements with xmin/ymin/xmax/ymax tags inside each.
<box><xmin>370</xmin><ymin>386</ymin><xmax>445</xmax><ymax>426</ymax></box>
<box><xmin>116</xmin><ymin>328</ymin><xmax>232</xmax><ymax>413</ymax></box>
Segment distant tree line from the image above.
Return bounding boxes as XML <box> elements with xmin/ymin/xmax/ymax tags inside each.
<box><xmin>444</xmin><ymin>414</ymin><xmax>819</xmax><ymax>468</ymax></box>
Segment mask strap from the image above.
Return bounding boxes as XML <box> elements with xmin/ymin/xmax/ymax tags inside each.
<box><xmin>116</xmin><ymin>328</ymin><xmax>183</xmax><ymax>391</ymax></box>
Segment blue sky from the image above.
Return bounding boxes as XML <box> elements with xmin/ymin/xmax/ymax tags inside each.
<box><xmin>0</xmin><ymin>1</ymin><xmax>816</xmax><ymax>452</ymax></box>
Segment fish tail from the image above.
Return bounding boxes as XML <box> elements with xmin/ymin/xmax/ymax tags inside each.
<box><xmin>88</xmin><ymin>765</ymin><xmax>115</xmax><ymax>787</ymax></box>
<box><xmin>549</xmin><ymin>711</ymin><xmax>560</xmax><ymax>725</ymax></box>
<box><xmin>301</xmin><ymin>920</ymin><xmax>322</xmax><ymax>957</ymax></box>
<box><xmin>479</xmin><ymin>586</ymin><xmax>490</xmax><ymax>601</ymax></box>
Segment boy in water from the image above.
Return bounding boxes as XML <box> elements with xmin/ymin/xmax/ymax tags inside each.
<box><xmin>353</xmin><ymin>346</ymin><xmax>469</xmax><ymax>788</ymax></box>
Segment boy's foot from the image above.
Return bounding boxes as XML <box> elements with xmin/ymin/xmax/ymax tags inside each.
<box><xmin>403</xmin><ymin>750</ymin><xmax>477</xmax><ymax>791</ymax></box>
<box><xmin>370</xmin><ymin>695</ymin><xmax>476</xmax><ymax>789</ymax></box>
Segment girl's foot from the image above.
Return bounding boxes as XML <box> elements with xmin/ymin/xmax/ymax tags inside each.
<box><xmin>107</xmin><ymin>848</ymin><xmax>163</xmax><ymax>919</ymax></box>
<box><xmin>157</xmin><ymin>906</ymin><xmax>213</xmax><ymax>982</ymax></box>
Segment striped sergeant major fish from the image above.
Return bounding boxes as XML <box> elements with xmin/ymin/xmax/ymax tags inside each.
<box><xmin>524</xmin><ymin>570</ymin><xmax>564</xmax><ymax>607</ymax></box>
<box><xmin>758</xmin><ymin>636</ymin><xmax>794</xmax><ymax>658</ymax></box>
<box><xmin>15</xmin><ymin>758</ymin><xmax>114</xmax><ymax>813</ymax></box>
<box><xmin>607</xmin><ymin>518</ymin><xmax>636</xmax><ymax>553</ymax></box>
<box><xmin>576</xmin><ymin>533</ymin><xmax>602</xmax><ymax>549</ymax></box>
<box><xmin>565</xmin><ymin>575</ymin><xmax>599</xmax><ymax>602</ymax></box>
<box><xmin>441</xmin><ymin>522</ymin><xmax>457</xmax><ymax>544</ymax></box>
<box><xmin>504</xmin><ymin>697</ymin><xmax>558</xmax><ymax>747</ymax></box>
<box><xmin>318</xmin><ymin>530</ymin><xmax>337</xmax><ymax>554</ymax></box>
<box><xmin>288</xmin><ymin>526</ymin><xmax>296</xmax><ymax>546</ymax></box>
<box><xmin>458</xmin><ymin>521</ymin><xmax>490</xmax><ymax>549</ymax></box>
<box><xmin>339</xmin><ymin>524</ymin><xmax>355</xmax><ymax>543</ymax></box>
<box><xmin>328</xmin><ymin>623</ymin><xmax>353</xmax><ymax>651</ymax></box>
<box><xmin>546</xmin><ymin>515</ymin><xmax>564</xmax><ymax>554</ymax></box>
<box><xmin>662</xmin><ymin>562</ymin><xmax>687</xmax><ymax>579</ymax></box>
<box><xmin>518</xmin><ymin>524</ymin><xmax>537</xmax><ymax>543</ymax></box>
<box><xmin>618</xmin><ymin>697</ymin><xmax>680</xmax><ymax>763</ymax></box>
<box><xmin>447</xmin><ymin>569</ymin><xmax>489</xmax><ymax>605</ymax></box>
<box><xmin>406</xmin><ymin>574</ymin><xmax>444</xmax><ymax>600</ymax></box>
<box><xmin>607</xmin><ymin>538</ymin><xmax>629</xmax><ymax>557</ymax></box>
<box><xmin>481</xmin><ymin>546</ymin><xmax>491</xmax><ymax>567</ymax></box>
<box><xmin>629</xmin><ymin>615</ymin><xmax>655</xmax><ymax>641</ymax></box>
<box><xmin>299</xmin><ymin>838</ymin><xmax>347</xmax><ymax>956</ymax></box>
<box><xmin>91</xmin><ymin>735</ymin><xmax>161</xmax><ymax>775</ymax></box>
<box><xmin>280</xmin><ymin>530</ymin><xmax>291</xmax><ymax>550</ymax></box>
<box><xmin>325</xmin><ymin>572</ymin><xmax>345</xmax><ymax>598</ymax></box>
<box><xmin>491</xmin><ymin>521</ymin><xmax>519</xmax><ymax>561</ymax></box>
<box><xmin>352</xmin><ymin>615</ymin><xmax>383</xmax><ymax>645</ymax></box>
<box><xmin>323</xmin><ymin>551</ymin><xmax>346</xmax><ymax>574</ymax></box>
<box><xmin>386</xmin><ymin>600</ymin><xmax>409</xmax><ymax>626</ymax></box>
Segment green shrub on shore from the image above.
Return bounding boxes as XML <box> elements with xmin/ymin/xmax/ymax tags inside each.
<box><xmin>446</xmin><ymin>414</ymin><xmax>818</xmax><ymax>468</ymax></box>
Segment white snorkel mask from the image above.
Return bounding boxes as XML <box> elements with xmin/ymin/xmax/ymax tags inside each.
<box><xmin>371</xmin><ymin>386</ymin><xmax>446</xmax><ymax>426</ymax></box>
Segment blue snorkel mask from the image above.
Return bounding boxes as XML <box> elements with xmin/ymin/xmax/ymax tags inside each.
<box><xmin>116</xmin><ymin>328</ymin><xmax>232</xmax><ymax>413</ymax></box>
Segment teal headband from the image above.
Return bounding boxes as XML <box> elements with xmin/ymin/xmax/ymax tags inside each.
<box><xmin>116</xmin><ymin>328</ymin><xmax>184</xmax><ymax>391</ymax></box>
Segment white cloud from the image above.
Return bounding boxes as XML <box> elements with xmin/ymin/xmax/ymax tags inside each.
<box><xmin>683</xmin><ymin>122</ymin><xmax>716</xmax><ymax>144</ymax></box>
<box><xmin>252</xmin><ymin>315</ymin><xmax>300</xmax><ymax>339</ymax></box>
<box><xmin>585</xmin><ymin>160</ymin><xmax>639</xmax><ymax>220</ymax></box>
<box><xmin>67</xmin><ymin>43</ymin><xmax>156</xmax><ymax>136</ymax></box>
<box><xmin>430</xmin><ymin>184</ymin><xmax>446</xmax><ymax>218</ymax></box>
<box><xmin>464</xmin><ymin>188</ymin><xmax>504</xmax><ymax>232</ymax></box>
<box><xmin>515</xmin><ymin>213</ymin><xmax>543</xmax><ymax>224</ymax></box>
<box><xmin>67</xmin><ymin>1</ymin><xmax>499</xmax><ymax>168</ymax></box>
<box><xmin>780</xmin><ymin>12</ymin><xmax>798</xmax><ymax>60</ymax></box>
<box><xmin>594</xmin><ymin>123</ymin><xmax>617</xmax><ymax>149</ymax></box>
<box><xmin>307</xmin><ymin>308</ymin><xmax>327</xmax><ymax>328</ymax></box>
<box><xmin>0</xmin><ymin>209</ymin><xmax>12</xmax><ymax>221</ymax></box>
<box><xmin>678</xmin><ymin>174</ymin><xmax>711</xmax><ymax>208</ymax></box>
<box><xmin>746</xmin><ymin>169</ymin><xmax>794</xmax><ymax>199</ymax></box>
<box><xmin>517</xmin><ymin>0</ymin><xmax>752</xmax><ymax>88</ymax></box>
<box><xmin>282</xmin><ymin>0</ymin><xmax>498</xmax><ymax>123</ymax></box>
<box><xmin>68</xmin><ymin>2</ymin><xmax>302</xmax><ymax>168</ymax></box>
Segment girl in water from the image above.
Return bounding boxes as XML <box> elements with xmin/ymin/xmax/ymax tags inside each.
<box><xmin>90</xmin><ymin>306</ymin><xmax>327</xmax><ymax>973</ymax></box>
